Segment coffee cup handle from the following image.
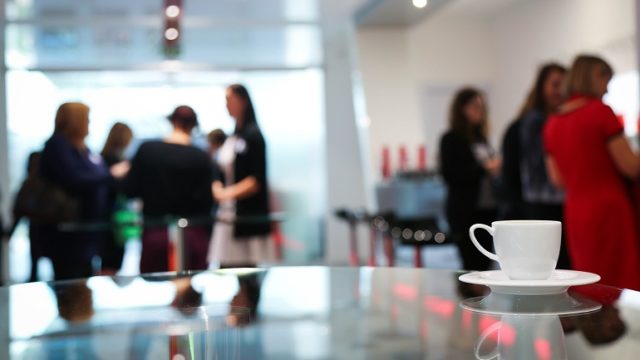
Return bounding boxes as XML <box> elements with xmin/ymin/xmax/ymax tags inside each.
<box><xmin>469</xmin><ymin>224</ymin><xmax>499</xmax><ymax>261</ymax></box>
<box><xmin>474</xmin><ymin>322</ymin><xmax>501</xmax><ymax>360</ymax></box>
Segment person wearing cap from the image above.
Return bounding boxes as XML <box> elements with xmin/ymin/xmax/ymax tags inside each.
<box><xmin>123</xmin><ymin>105</ymin><xmax>214</xmax><ymax>273</ymax></box>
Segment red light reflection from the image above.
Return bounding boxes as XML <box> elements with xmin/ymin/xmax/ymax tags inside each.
<box><xmin>423</xmin><ymin>296</ymin><xmax>455</xmax><ymax>318</ymax></box>
<box><xmin>534</xmin><ymin>338</ymin><xmax>551</xmax><ymax>360</ymax></box>
<box><xmin>393</xmin><ymin>283</ymin><xmax>418</xmax><ymax>301</ymax></box>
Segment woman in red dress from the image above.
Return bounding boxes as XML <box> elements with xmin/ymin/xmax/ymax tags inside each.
<box><xmin>544</xmin><ymin>55</ymin><xmax>640</xmax><ymax>290</ymax></box>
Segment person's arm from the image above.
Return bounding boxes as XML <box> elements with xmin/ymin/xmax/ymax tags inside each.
<box><xmin>545</xmin><ymin>156</ymin><xmax>564</xmax><ymax>189</ymax></box>
<box><xmin>214</xmin><ymin>130</ymin><xmax>265</xmax><ymax>202</ymax></box>
<box><xmin>484</xmin><ymin>157</ymin><xmax>502</xmax><ymax>178</ymax></box>
<box><xmin>110</xmin><ymin>161</ymin><xmax>130</xmax><ymax>179</ymax></box>
<box><xmin>593</xmin><ymin>104</ymin><xmax>640</xmax><ymax>180</ymax></box>
<box><xmin>607</xmin><ymin>135</ymin><xmax>640</xmax><ymax>179</ymax></box>
<box><xmin>213</xmin><ymin>177</ymin><xmax>259</xmax><ymax>202</ymax></box>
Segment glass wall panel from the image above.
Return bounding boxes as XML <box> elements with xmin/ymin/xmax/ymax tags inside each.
<box><xmin>6</xmin><ymin>24</ymin><xmax>164</xmax><ymax>69</ymax></box>
<box><xmin>6</xmin><ymin>23</ymin><xmax>322</xmax><ymax>69</ymax></box>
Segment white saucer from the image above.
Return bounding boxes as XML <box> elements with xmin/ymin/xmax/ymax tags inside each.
<box><xmin>459</xmin><ymin>270</ymin><xmax>600</xmax><ymax>295</ymax></box>
<box><xmin>460</xmin><ymin>292</ymin><xmax>602</xmax><ymax>316</ymax></box>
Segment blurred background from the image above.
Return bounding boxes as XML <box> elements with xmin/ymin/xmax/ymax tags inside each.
<box><xmin>0</xmin><ymin>0</ymin><xmax>638</xmax><ymax>281</ymax></box>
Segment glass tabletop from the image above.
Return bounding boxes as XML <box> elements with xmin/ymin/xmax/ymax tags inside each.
<box><xmin>1</xmin><ymin>266</ymin><xmax>639</xmax><ymax>359</ymax></box>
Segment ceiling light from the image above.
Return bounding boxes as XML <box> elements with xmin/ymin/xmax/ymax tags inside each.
<box><xmin>164</xmin><ymin>28</ymin><xmax>179</xmax><ymax>41</ymax></box>
<box><xmin>165</xmin><ymin>5</ymin><xmax>181</xmax><ymax>18</ymax></box>
<box><xmin>413</xmin><ymin>0</ymin><xmax>428</xmax><ymax>9</ymax></box>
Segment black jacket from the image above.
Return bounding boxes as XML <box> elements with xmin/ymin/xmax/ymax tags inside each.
<box><xmin>498</xmin><ymin>120</ymin><xmax>524</xmax><ymax>219</ymax></box>
<box><xmin>40</xmin><ymin>134</ymin><xmax>111</xmax><ymax>221</ymax></box>
<box><xmin>123</xmin><ymin>141</ymin><xmax>213</xmax><ymax>221</ymax></box>
<box><xmin>233</xmin><ymin>125</ymin><xmax>271</xmax><ymax>237</ymax></box>
<box><xmin>439</xmin><ymin>130</ymin><xmax>486</xmax><ymax>230</ymax></box>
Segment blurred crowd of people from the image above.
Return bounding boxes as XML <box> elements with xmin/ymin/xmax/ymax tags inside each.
<box><xmin>5</xmin><ymin>83</ymin><xmax>271</xmax><ymax>299</ymax></box>
<box><xmin>439</xmin><ymin>54</ymin><xmax>640</xmax><ymax>291</ymax></box>
<box><xmin>0</xmin><ymin>53</ymin><xmax>639</xmax><ymax>296</ymax></box>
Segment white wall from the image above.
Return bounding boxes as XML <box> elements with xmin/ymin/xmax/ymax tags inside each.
<box><xmin>356</xmin><ymin>3</ymin><xmax>496</xmax><ymax>179</ymax></box>
<box><xmin>356</xmin><ymin>28</ymin><xmax>424</xmax><ymax>182</ymax></box>
<box><xmin>406</xmin><ymin>7</ymin><xmax>495</xmax><ymax>167</ymax></box>
<box><xmin>356</xmin><ymin>0</ymin><xmax>637</xmax><ymax>173</ymax></box>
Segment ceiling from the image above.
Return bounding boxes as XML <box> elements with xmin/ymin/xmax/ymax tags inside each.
<box><xmin>354</xmin><ymin>0</ymin><xmax>527</xmax><ymax>28</ymax></box>
<box><xmin>354</xmin><ymin>0</ymin><xmax>448</xmax><ymax>27</ymax></box>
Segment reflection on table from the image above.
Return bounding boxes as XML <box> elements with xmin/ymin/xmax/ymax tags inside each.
<box><xmin>3</xmin><ymin>267</ymin><xmax>640</xmax><ymax>359</ymax></box>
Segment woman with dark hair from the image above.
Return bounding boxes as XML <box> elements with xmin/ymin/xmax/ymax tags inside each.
<box><xmin>544</xmin><ymin>54</ymin><xmax>640</xmax><ymax>290</ymax></box>
<box><xmin>123</xmin><ymin>105</ymin><xmax>213</xmax><ymax>273</ymax></box>
<box><xmin>439</xmin><ymin>88</ymin><xmax>501</xmax><ymax>271</ymax></box>
<box><xmin>499</xmin><ymin>63</ymin><xmax>571</xmax><ymax>269</ymax></box>
<box><xmin>99</xmin><ymin>122</ymin><xmax>133</xmax><ymax>275</ymax></box>
<box><xmin>209</xmin><ymin>84</ymin><xmax>272</xmax><ymax>267</ymax></box>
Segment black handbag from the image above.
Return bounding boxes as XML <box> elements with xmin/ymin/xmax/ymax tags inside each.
<box><xmin>13</xmin><ymin>177</ymin><xmax>80</xmax><ymax>224</ymax></box>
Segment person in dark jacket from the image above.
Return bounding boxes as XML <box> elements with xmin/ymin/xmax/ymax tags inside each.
<box><xmin>39</xmin><ymin>102</ymin><xmax>115</xmax><ymax>280</ymax></box>
<box><xmin>439</xmin><ymin>87</ymin><xmax>501</xmax><ymax>271</ymax></box>
<box><xmin>123</xmin><ymin>105</ymin><xmax>213</xmax><ymax>273</ymax></box>
<box><xmin>209</xmin><ymin>85</ymin><xmax>271</xmax><ymax>320</ymax></box>
<box><xmin>209</xmin><ymin>84</ymin><xmax>272</xmax><ymax>267</ymax></box>
<box><xmin>499</xmin><ymin>63</ymin><xmax>571</xmax><ymax>269</ymax></box>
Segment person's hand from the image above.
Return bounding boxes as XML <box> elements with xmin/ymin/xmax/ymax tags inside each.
<box><xmin>213</xmin><ymin>185</ymin><xmax>232</xmax><ymax>202</ymax></box>
<box><xmin>484</xmin><ymin>157</ymin><xmax>502</xmax><ymax>177</ymax></box>
<box><xmin>110</xmin><ymin>161</ymin><xmax>130</xmax><ymax>179</ymax></box>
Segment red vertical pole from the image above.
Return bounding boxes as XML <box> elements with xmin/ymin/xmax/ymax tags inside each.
<box><xmin>382</xmin><ymin>146</ymin><xmax>391</xmax><ymax>180</ymax></box>
<box><xmin>383</xmin><ymin>234</ymin><xmax>395</xmax><ymax>266</ymax></box>
<box><xmin>414</xmin><ymin>247</ymin><xmax>423</xmax><ymax>268</ymax></box>
<box><xmin>398</xmin><ymin>145</ymin><xmax>408</xmax><ymax>172</ymax></box>
<box><xmin>418</xmin><ymin>145</ymin><xmax>427</xmax><ymax>171</ymax></box>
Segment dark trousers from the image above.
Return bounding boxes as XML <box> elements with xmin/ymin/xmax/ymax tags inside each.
<box><xmin>47</xmin><ymin>226</ymin><xmax>102</xmax><ymax>281</ymax></box>
<box><xmin>523</xmin><ymin>202</ymin><xmax>572</xmax><ymax>270</ymax></box>
<box><xmin>100</xmin><ymin>230</ymin><xmax>125</xmax><ymax>272</ymax></box>
<box><xmin>452</xmin><ymin>209</ymin><xmax>497</xmax><ymax>271</ymax></box>
<box><xmin>28</xmin><ymin>224</ymin><xmax>49</xmax><ymax>282</ymax></box>
<box><xmin>140</xmin><ymin>226</ymin><xmax>210</xmax><ymax>274</ymax></box>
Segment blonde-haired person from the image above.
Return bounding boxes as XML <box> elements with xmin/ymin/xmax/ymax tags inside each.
<box><xmin>40</xmin><ymin>102</ymin><xmax>123</xmax><ymax>280</ymax></box>
<box><xmin>99</xmin><ymin>122</ymin><xmax>134</xmax><ymax>275</ymax></box>
<box><xmin>544</xmin><ymin>54</ymin><xmax>640</xmax><ymax>290</ymax></box>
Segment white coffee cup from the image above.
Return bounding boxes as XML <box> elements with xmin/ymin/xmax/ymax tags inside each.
<box><xmin>469</xmin><ymin>220</ymin><xmax>561</xmax><ymax>280</ymax></box>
